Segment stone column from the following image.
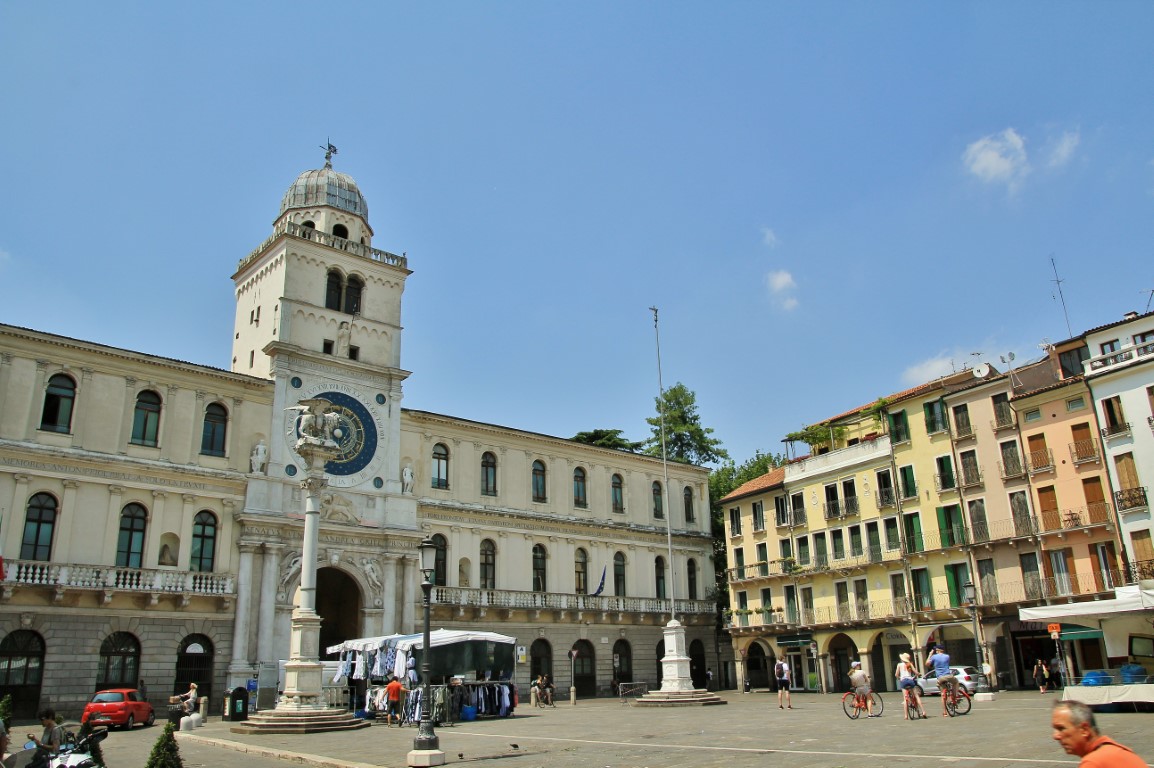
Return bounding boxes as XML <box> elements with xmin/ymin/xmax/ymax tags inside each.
<box><xmin>24</xmin><ymin>361</ymin><xmax>49</xmax><ymax>438</ymax></box>
<box><xmin>117</xmin><ymin>377</ymin><xmax>137</xmax><ymax>452</ymax></box>
<box><xmin>401</xmin><ymin>554</ymin><xmax>418</xmax><ymax>633</ymax></box>
<box><xmin>258</xmin><ymin>543</ymin><xmax>283</xmax><ymax>664</ymax></box>
<box><xmin>228</xmin><ymin>543</ymin><xmax>259</xmax><ymax>686</ymax></box>
<box><xmin>72</xmin><ymin>367</ymin><xmax>94</xmax><ymax>449</ymax></box>
<box><xmin>382</xmin><ymin>554</ymin><xmax>400</xmax><ymax>635</ymax></box>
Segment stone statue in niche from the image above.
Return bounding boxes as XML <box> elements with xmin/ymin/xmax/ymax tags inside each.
<box><xmin>250</xmin><ymin>440</ymin><xmax>267</xmax><ymax>473</ymax></box>
<box><xmin>335</xmin><ymin>321</ymin><xmax>351</xmax><ymax>357</ymax></box>
<box><xmin>279</xmin><ymin>551</ymin><xmax>302</xmax><ymax>596</ymax></box>
<box><xmin>361</xmin><ymin>558</ymin><xmax>383</xmax><ymax>594</ymax></box>
<box><xmin>158</xmin><ymin>544</ymin><xmax>177</xmax><ymax>567</ymax></box>
<box><xmin>402</xmin><ymin>464</ymin><xmax>414</xmax><ymax>494</ymax></box>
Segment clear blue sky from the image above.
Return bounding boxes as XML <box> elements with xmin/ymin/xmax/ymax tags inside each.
<box><xmin>2</xmin><ymin>2</ymin><xmax>1152</xmax><ymax>468</ymax></box>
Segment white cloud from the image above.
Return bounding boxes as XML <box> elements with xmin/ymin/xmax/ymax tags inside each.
<box><xmin>1047</xmin><ymin>129</ymin><xmax>1080</xmax><ymax>168</ymax></box>
<box><xmin>762</xmin><ymin>227</ymin><xmax>779</xmax><ymax>249</ymax></box>
<box><xmin>765</xmin><ymin>269</ymin><xmax>798</xmax><ymax>311</ymax></box>
<box><xmin>767</xmin><ymin>269</ymin><xmax>795</xmax><ymax>293</ymax></box>
<box><xmin>901</xmin><ymin>355</ymin><xmax>954</xmax><ymax>385</ymax></box>
<box><xmin>962</xmin><ymin>128</ymin><xmax>1030</xmax><ymax>189</ymax></box>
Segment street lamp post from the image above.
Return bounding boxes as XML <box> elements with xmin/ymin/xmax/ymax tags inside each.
<box><xmin>409</xmin><ymin>536</ymin><xmax>444</xmax><ymax>766</ymax></box>
<box><xmin>962</xmin><ymin>581</ymin><xmax>989</xmax><ymax>692</ymax></box>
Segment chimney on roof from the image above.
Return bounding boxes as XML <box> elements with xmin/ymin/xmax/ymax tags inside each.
<box><xmin>1123</xmin><ymin>311</ymin><xmax>1139</xmax><ymax>321</ymax></box>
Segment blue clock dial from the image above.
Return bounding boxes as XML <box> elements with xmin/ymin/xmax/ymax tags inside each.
<box><xmin>311</xmin><ymin>390</ymin><xmax>377</xmax><ymax>476</ymax></box>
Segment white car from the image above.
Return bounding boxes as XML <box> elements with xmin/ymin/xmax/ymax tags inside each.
<box><xmin>915</xmin><ymin>665</ymin><xmax>981</xmax><ymax>696</ymax></box>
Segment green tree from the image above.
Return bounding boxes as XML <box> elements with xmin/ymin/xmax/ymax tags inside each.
<box><xmin>643</xmin><ymin>383</ymin><xmax>729</xmax><ymax>465</ymax></box>
<box><xmin>144</xmin><ymin>722</ymin><xmax>184</xmax><ymax>768</ymax></box>
<box><xmin>570</xmin><ymin>428</ymin><xmax>643</xmax><ymax>452</ymax></box>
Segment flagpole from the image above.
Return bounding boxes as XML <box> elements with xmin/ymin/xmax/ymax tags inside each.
<box><xmin>650</xmin><ymin>306</ymin><xmax>677</xmax><ymax>623</ymax></box>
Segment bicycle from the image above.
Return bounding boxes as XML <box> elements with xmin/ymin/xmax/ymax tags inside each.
<box><xmin>841</xmin><ymin>689</ymin><xmax>884</xmax><ymax>719</ymax></box>
<box><xmin>901</xmin><ymin>686</ymin><xmax>925</xmax><ymax>721</ymax></box>
<box><xmin>942</xmin><ymin>681</ymin><xmax>971</xmax><ymax>716</ymax></box>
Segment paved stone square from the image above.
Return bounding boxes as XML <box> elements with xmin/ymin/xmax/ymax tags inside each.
<box><xmin>92</xmin><ymin>690</ymin><xmax>1151</xmax><ymax>768</ymax></box>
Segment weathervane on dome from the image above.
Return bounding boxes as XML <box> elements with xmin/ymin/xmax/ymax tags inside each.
<box><xmin>321</xmin><ymin>140</ymin><xmax>338</xmax><ymax>169</ymax></box>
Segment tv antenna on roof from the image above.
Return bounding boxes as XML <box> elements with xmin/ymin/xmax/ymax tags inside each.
<box><xmin>1000</xmin><ymin>352</ymin><xmax>1022</xmax><ymax>388</ymax></box>
<box><xmin>1050</xmin><ymin>256</ymin><xmax>1073</xmax><ymax>338</ymax></box>
<box><xmin>1143</xmin><ymin>288</ymin><xmax>1154</xmax><ymax>314</ymax></box>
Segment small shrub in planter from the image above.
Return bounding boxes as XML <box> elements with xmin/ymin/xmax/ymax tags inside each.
<box><xmin>144</xmin><ymin>722</ymin><xmax>184</xmax><ymax>768</ymax></box>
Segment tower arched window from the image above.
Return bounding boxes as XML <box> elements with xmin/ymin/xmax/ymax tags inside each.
<box><xmin>613</xmin><ymin>551</ymin><xmax>627</xmax><ymax>596</ymax></box>
<box><xmin>333</xmin><ymin>223</ymin><xmax>349</xmax><ymax>240</ymax></box>
<box><xmin>21</xmin><ymin>492</ymin><xmax>57</xmax><ymax>562</ymax></box>
<box><xmin>611</xmin><ymin>474</ymin><xmax>624</xmax><ymax>514</ymax></box>
<box><xmin>200</xmin><ymin>403</ymin><xmax>228</xmax><ymax>456</ymax></box>
<box><xmin>432</xmin><ymin>443</ymin><xmax>450</xmax><ymax>489</ymax></box>
<box><xmin>40</xmin><ymin>374</ymin><xmax>76</xmax><ymax>433</ymax></box>
<box><xmin>325</xmin><ymin>270</ymin><xmax>344</xmax><ymax>311</ymax></box>
<box><xmin>481</xmin><ymin>452</ymin><xmax>497</xmax><ymax>496</ymax></box>
<box><xmin>573</xmin><ymin>467</ymin><xmax>587</xmax><ymax>508</ymax></box>
<box><xmin>575</xmin><ymin>548</ymin><xmax>589</xmax><ymax>595</ymax></box>
<box><xmin>655</xmin><ymin>556</ymin><xmax>667</xmax><ymax>599</ymax></box>
<box><xmin>190</xmin><ymin>511</ymin><xmax>217</xmax><ymax>572</ymax></box>
<box><xmin>344</xmin><ymin>275</ymin><xmax>363</xmax><ymax>314</ymax></box>
<box><xmin>324</xmin><ymin>269</ymin><xmax>364</xmax><ymax>315</ymax></box>
<box><xmin>532</xmin><ymin>544</ymin><xmax>547</xmax><ymax>592</ymax></box>
<box><xmin>532</xmin><ymin>460</ymin><xmax>547</xmax><ymax>503</ymax></box>
<box><xmin>116</xmin><ymin>503</ymin><xmax>148</xmax><ymax>568</ymax></box>
<box><xmin>131</xmin><ymin>390</ymin><xmax>162</xmax><ymax>447</ymax></box>
<box><xmin>480</xmin><ymin>539</ymin><xmax>496</xmax><ymax>589</ymax></box>
<box><xmin>652</xmin><ymin>481</ymin><xmax>664</xmax><ymax>519</ymax></box>
<box><xmin>683</xmin><ymin>486</ymin><xmax>695</xmax><ymax>522</ymax></box>
<box><xmin>687</xmin><ymin>558</ymin><xmax>698</xmax><ymax>600</ymax></box>
<box><xmin>432</xmin><ymin>534</ymin><xmax>448</xmax><ymax>586</ymax></box>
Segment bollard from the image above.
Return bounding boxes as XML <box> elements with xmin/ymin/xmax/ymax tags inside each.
<box><xmin>190</xmin><ymin>712</ymin><xmax>204</xmax><ymax>728</ymax></box>
<box><xmin>179</xmin><ymin>716</ymin><xmax>194</xmax><ymax>732</ymax></box>
<box><xmin>569</xmin><ymin>686</ymin><xmax>576</xmax><ymax>705</ymax></box>
<box><xmin>530</xmin><ymin>687</ymin><xmax>538</xmax><ymax>707</ymax></box>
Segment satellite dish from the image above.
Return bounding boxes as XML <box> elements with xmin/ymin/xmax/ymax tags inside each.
<box><xmin>973</xmin><ymin>363</ymin><xmax>991</xmax><ymax>378</ymax></box>
<box><xmin>1008</xmin><ymin>352</ymin><xmax>1016</xmax><ymax>361</ymax></box>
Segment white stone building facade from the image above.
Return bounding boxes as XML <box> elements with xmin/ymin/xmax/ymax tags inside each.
<box><xmin>0</xmin><ymin>160</ymin><xmax>718</xmax><ymax>719</ymax></box>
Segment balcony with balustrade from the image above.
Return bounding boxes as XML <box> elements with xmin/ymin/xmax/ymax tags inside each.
<box><xmin>875</xmin><ymin>487</ymin><xmax>897</xmax><ymax>510</ymax></box>
<box><xmin>959</xmin><ymin>466</ymin><xmax>984</xmax><ymax>489</ymax></box>
<box><xmin>727</xmin><ymin>597</ymin><xmax>914</xmax><ymax>636</ymax></box>
<box><xmin>1100</xmin><ymin>422</ymin><xmax>1132</xmax><ymax>440</ymax></box>
<box><xmin>1069</xmin><ymin>439</ymin><xmax>1100</xmax><ymax>465</ymax></box>
<box><xmin>1026</xmin><ymin>448</ymin><xmax>1055</xmax><ymax>475</ymax></box>
<box><xmin>902</xmin><ymin>526</ymin><xmax>969</xmax><ymax>556</ymax></box>
<box><xmin>431</xmin><ymin>585</ymin><xmax>716</xmax><ymax>625</ymax></box>
<box><xmin>1115</xmin><ymin>487</ymin><xmax>1148</xmax><ymax>512</ymax></box>
<box><xmin>991</xmin><ymin>406</ymin><xmax>1016</xmax><ymax>432</ymax></box>
<box><xmin>934</xmin><ymin>472</ymin><xmax>958</xmax><ymax>493</ymax></box>
<box><xmin>969</xmin><ymin>515</ymin><xmax>1040</xmax><ymax>544</ymax></box>
<box><xmin>823</xmin><ymin>496</ymin><xmax>860</xmax><ymax>521</ymax></box>
<box><xmin>952</xmin><ymin>419</ymin><xmax>975</xmax><ymax>442</ymax></box>
<box><xmin>1039</xmin><ymin>502</ymin><xmax>1113</xmax><ymax>533</ymax></box>
<box><xmin>998</xmin><ymin>458</ymin><xmax>1027</xmax><ymax>481</ymax></box>
<box><xmin>2</xmin><ymin>560</ymin><xmax>236</xmax><ymax>609</ymax></box>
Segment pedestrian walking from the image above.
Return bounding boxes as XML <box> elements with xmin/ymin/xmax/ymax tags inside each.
<box><xmin>774</xmin><ymin>655</ymin><xmax>792</xmax><ymax>709</ymax></box>
<box><xmin>1034</xmin><ymin>659</ymin><xmax>1049</xmax><ymax>694</ymax></box>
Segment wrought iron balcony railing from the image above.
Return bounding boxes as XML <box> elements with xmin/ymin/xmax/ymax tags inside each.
<box><xmin>1101</xmin><ymin>422</ymin><xmax>1132</xmax><ymax>439</ymax></box>
<box><xmin>959</xmin><ymin>467</ymin><xmax>984</xmax><ymax>488</ymax></box>
<box><xmin>998</xmin><ymin>459</ymin><xmax>1026</xmax><ymax>480</ymax></box>
<box><xmin>876</xmin><ymin>488</ymin><xmax>896</xmax><ymax>508</ymax></box>
<box><xmin>952</xmin><ymin>421</ymin><xmax>974</xmax><ymax>440</ymax></box>
<box><xmin>934</xmin><ymin>473</ymin><xmax>958</xmax><ymax>492</ymax></box>
<box><xmin>1026</xmin><ymin>448</ymin><xmax>1054</xmax><ymax>474</ymax></box>
<box><xmin>992</xmin><ymin>407</ymin><xmax>1016</xmax><ymax>431</ymax></box>
<box><xmin>1069</xmin><ymin>440</ymin><xmax>1100</xmax><ymax>464</ymax></box>
<box><xmin>1040</xmin><ymin>502</ymin><xmax>1113</xmax><ymax>532</ymax></box>
<box><xmin>1115</xmin><ymin>487</ymin><xmax>1148</xmax><ymax>512</ymax></box>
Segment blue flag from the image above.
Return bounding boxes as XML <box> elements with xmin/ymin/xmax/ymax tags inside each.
<box><xmin>590</xmin><ymin>566</ymin><xmax>607</xmax><ymax>596</ymax></box>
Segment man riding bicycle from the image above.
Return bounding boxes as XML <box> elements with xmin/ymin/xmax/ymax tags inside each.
<box><xmin>926</xmin><ymin>644</ymin><xmax>956</xmax><ymax>717</ymax></box>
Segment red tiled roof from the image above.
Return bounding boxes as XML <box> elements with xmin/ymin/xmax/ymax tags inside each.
<box><xmin>720</xmin><ymin>466</ymin><xmax>785</xmax><ymax>503</ymax></box>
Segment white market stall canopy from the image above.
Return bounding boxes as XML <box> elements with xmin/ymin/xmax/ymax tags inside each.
<box><xmin>1019</xmin><ymin>584</ymin><xmax>1154</xmax><ymax>625</ymax></box>
<box><xmin>327</xmin><ymin>629</ymin><xmax>517</xmax><ymax>655</ymax></box>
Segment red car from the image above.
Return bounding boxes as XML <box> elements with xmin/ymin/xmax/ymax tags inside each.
<box><xmin>81</xmin><ymin>688</ymin><xmax>155</xmax><ymax>729</ymax></box>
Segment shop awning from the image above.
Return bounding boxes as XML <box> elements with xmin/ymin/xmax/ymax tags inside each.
<box><xmin>776</xmin><ymin>633</ymin><xmax>814</xmax><ymax>647</ymax></box>
<box><xmin>1060</xmin><ymin>624</ymin><xmax>1104</xmax><ymax>641</ymax></box>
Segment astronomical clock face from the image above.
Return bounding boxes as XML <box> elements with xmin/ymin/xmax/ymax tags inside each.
<box><xmin>286</xmin><ymin>383</ymin><xmax>388</xmax><ymax>488</ymax></box>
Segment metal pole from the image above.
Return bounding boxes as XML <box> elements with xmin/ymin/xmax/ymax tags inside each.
<box><xmin>969</xmin><ymin>603</ymin><xmax>988</xmax><ymax>691</ymax></box>
<box><xmin>414</xmin><ymin>578</ymin><xmax>438</xmax><ymax>751</ymax></box>
<box><xmin>649</xmin><ymin>306</ymin><xmax>676</xmax><ymax>622</ymax></box>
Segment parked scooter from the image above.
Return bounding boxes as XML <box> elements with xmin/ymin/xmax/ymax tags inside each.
<box><xmin>2</xmin><ymin>727</ymin><xmax>108</xmax><ymax>768</ymax></box>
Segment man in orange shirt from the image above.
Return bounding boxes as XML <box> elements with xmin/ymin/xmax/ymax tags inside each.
<box><xmin>384</xmin><ymin>675</ymin><xmax>406</xmax><ymax>727</ymax></box>
<box><xmin>1051</xmin><ymin>700</ymin><xmax>1148</xmax><ymax>767</ymax></box>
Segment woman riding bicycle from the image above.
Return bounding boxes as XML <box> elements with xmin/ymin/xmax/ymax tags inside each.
<box><xmin>894</xmin><ymin>652</ymin><xmax>927</xmax><ymax>719</ymax></box>
<box><xmin>848</xmin><ymin>661</ymin><xmax>878</xmax><ymax>718</ymax></box>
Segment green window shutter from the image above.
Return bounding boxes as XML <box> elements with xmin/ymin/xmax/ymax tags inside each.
<box><xmin>945</xmin><ymin>564</ymin><xmax>960</xmax><ymax>607</ymax></box>
<box><xmin>936</xmin><ymin>506</ymin><xmax>950</xmax><ymax>546</ymax></box>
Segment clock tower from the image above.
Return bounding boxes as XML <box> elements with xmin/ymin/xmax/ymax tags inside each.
<box><xmin>231</xmin><ymin>151</ymin><xmax>415</xmax><ymax>526</ymax></box>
